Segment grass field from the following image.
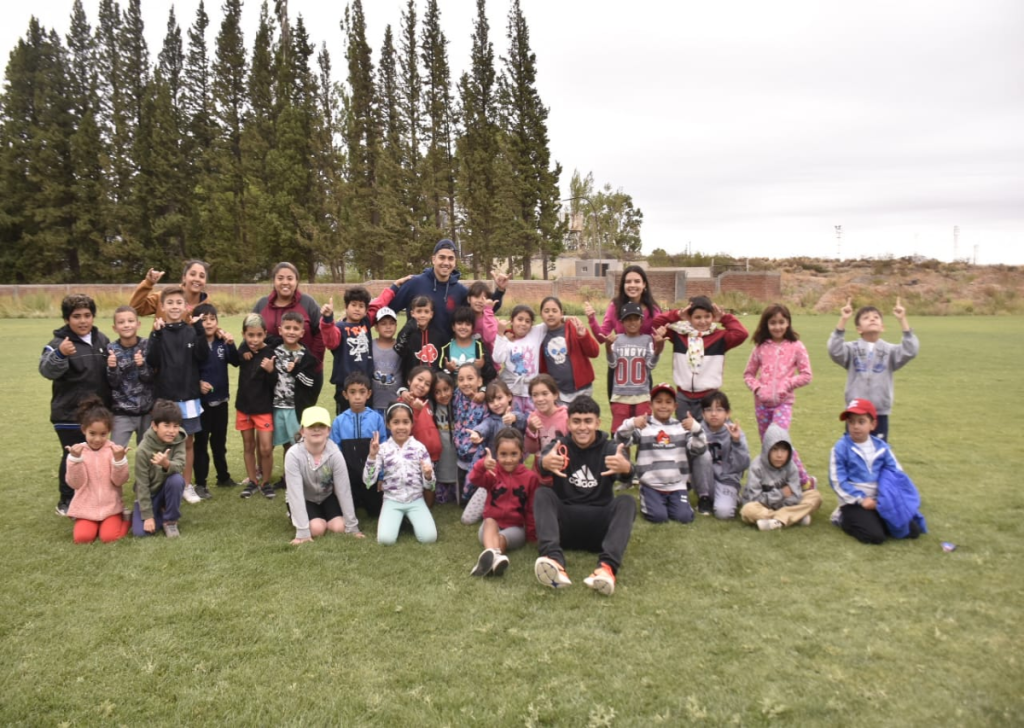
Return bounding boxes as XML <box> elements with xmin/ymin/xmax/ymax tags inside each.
<box><xmin>2</xmin><ymin>313</ymin><xmax>1022</xmax><ymax>726</ymax></box>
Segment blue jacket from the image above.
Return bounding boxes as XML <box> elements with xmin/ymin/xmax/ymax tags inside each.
<box><xmin>877</xmin><ymin>468</ymin><xmax>927</xmax><ymax>538</ymax></box>
<box><xmin>198</xmin><ymin>338</ymin><xmax>238</xmax><ymax>406</ymax></box>
<box><xmin>829</xmin><ymin>433</ymin><xmax>901</xmax><ymax>505</ymax></box>
<box><xmin>389</xmin><ymin>267</ymin><xmax>505</xmax><ymax>341</ymax></box>
<box><xmin>330</xmin><ymin>408</ymin><xmax>388</xmax><ymax>445</ymax></box>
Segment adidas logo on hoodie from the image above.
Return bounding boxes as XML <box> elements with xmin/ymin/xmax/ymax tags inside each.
<box><xmin>568</xmin><ymin>465</ymin><xmax>598</xmax><ymax>490</ymax></box>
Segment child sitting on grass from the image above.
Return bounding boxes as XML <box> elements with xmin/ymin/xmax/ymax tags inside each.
<box><xmin>132</xmin><ymin>399</ymin><xmax>187</xmax><ymax>538</ymax></box>
<box><xmin>468</xmin><ymin>429</ymin><xmax>539</xmax><ymax>577</ymax></box>
<box><xmin>363</xmin><ymin>404</ymin><xmax>438</xmax><ymax>545</ymax></box>
<box><xmin>739</xmin><ymin>424</ymin><xmax>822</xmax><ymax>531</ymax></box>
<box><xmin>693</xmin><ymin>390</ymin><xmax>750</xmax><ymax>518</ymax></box>
<box><xmin>65</xmin><ymin>397</ymin><xmax>131</xmax><ymax>544</ymax></box>
<box><xmin>828</xmin><ymin>297</ymin><xmax>919</xmax><ymax>442</ymax></box>
<box><xmin>286</xmin><ymin>406</ymin><xmax>364</xmax><ymax>544</ymax></box>
<box><xmin>615</xmin><ymin>383</ymin><xmax>706</xmax><ymax>525</ymax></box>
<box><xmin>829</xmin><ymin>399</ymin><xmax>925</xmax><ymax>544</ymax></box>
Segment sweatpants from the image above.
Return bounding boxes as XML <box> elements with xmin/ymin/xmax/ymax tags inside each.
<box><xmin>533</xmin><ymin>487</ymin><xmax>636</xmax><ymax>574</ymax></box>
<box><xmin>639</xmin><ymin>486</ymin><xmax>694</xmax><ymax>524</ymax></box>
<box><xmin>55</xmin><ymin>425</ymin><xmax>86</xmax><ymax>504</ymax></box>
<box><xmin>112</xmin><ymin>413</ymin><xmax>151</xmax><ymax>449</ymax></box>
<box><xmin>377</xmin><ymin>498</ymin><xmax>437</xmax><ymax>545</ymax></box>
<box><xmin>194</xmin><ymin>401</ymin><xmax>231</xmax><ymax>486</ymax></box>
<box><xmin>740</xmin><ymin>489</ymin><xmax>822</xmax><ymax>528</ymax></box>
<box><xmin>132</xmin><ymin>474</ymin><xmax>184</xmax><ymax>537</ymax></box>
<box><xmin>690</xmin><ymin>451</ymin><xmax>741</xmax><ymax>519</ymax></box>
<box><xmin>837</xmin><ymin>502</ymin><xmax>923</xmax><ymax>545</ymax></box>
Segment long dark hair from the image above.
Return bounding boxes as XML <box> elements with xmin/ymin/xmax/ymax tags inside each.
<box><xmin>752</xmin><ymin>303</ymin><xmax>799</xmax><ymax>345</ymax></box>
<box><xmin>613</xmin><ymin>265</ymin><xmax>660</xmax><ymax>317</ymax></box>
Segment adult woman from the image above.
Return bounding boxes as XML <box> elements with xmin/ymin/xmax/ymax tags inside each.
<box><xmin>583</xmin><ymin>265</ymin><xmax>662</xmax><ymax>396</ymax></box>
<box><xmin>252</xmin><ymin>262</ymin><xmax>327</xmax><ymax>417</ymax></box>
<box><xmin>129</xmin><ymin>260</ymin><xmax>211</xmax><ymax>320</ymax></box>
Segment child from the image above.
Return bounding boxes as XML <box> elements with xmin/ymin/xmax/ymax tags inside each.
<box><xmin>398</xmin><ymin>365</ymin><xmax>443</xmax><ymax>466</ymax></box>
<box><xmin>371</xmin><ymin>306</ymin><xmax>403</xmax><ymax>415</ymax></box>
<box><xmin>536</xmin><ymin>396</ymin><xmax>636</xmax><ymax>596</ymax></box>
<box><xmin>329</xmin><ymin>372</ymin><xmax>387</xmax><ymax>519</ymax></box>
<box><xmin>146</xmin><ymin>285</ymin><xmax>210</xmax><ymax>505</ymax></box>
<box><xmin>462</xmin><ymin>380</ymin><xmax>528</xmax><ymax>525</ymax></box>
<box><xmin>234</xmin><ymin>313</ymin><xmax>278</xmax><ymax>499</ymax></box>
<box><xmin>193</xmin><ymin>302</ymin><xmax>239</xmax><ymax>498</ymax></box>
<box><xmin>615</xmin><ymin>383</ymin><xmax>706</xmax><ymax>524</ymax></box>
<box><xmin>132</xmin><ymin>399</ymin><xmax>187</xmax><ymax>538</ymax></box>
<box><xmin>394</xmin><ymin>296</ymin><xmax>445</xmax><ymax>381</ymax></box>
<box><xmin>606</xmin><ymin>302</ymin><xmax>664</xmax><ymax>432</ymax></box>
<box><xmin>539</xmin><ymin>296</ymin><xmax>600</xmax><ymax>405</ymax></box>
<box><xmin>743</xmin><ymin>303</ymin><xmax>815</xmax><ymax>488</ymax></box>
<box><xmin>466</xmin><ymin>281</ymin><xmax>499</xmax><ymax>351</ymax></box>
<box><xmin>65</xmin><ymin>397</ymin><xmax>131</xmax><ymax>544</ymax></box>
<box><xmin>492</xmin><ymin>305</ymin><xmax>547</xmax><ymax>415</ymax></box>
<box><xmin>739</xmin><ymin>424</ymin><xmax>822</xmax><ymax>531</ymax></box>
<box><xmin>652</xmin><ymin>295</ymin><xmax>749</xmax><ymax>422</ymax></box>
<box><xmin>40</xmin><ymin>294</ymin><xmax>112</xmax><ymax>516</ymax></box>
<box><xmin>441</xmin><ymin>305</ymin><xmax>497</xmax><ymax>383</ymax></box>
<box><xmin>829</xmin><ymin>399</ymin><xmax>925</xmax><ymax>544</ymax></box>
<box><xmin>693</xmin><ymin>390</ymin><xmax>750</xmax><ymax>518</ymax></box>
<box><xmin>286</xmin><ymin>406</ymin><xmax>364</xmax><ymax>544</ymax></box>
<box><xmin>363</xmin><ymin>404</ymin><xmax>438</xmax><ymax>545</ymax></box>
<box><xmin>321</xmin><ymin>287</ymin><xmax>374</xmax><ymax>416</ymax></box>
<box><xmin>106</xmin><ymin>305</ymin><xmax>154</xmax><ymax>449</ymax></box>
<box><xmin>523</xmin><ymin>375</ymin><xmax>568</xmax><ymax>486</ymax></box>
<box><xmin>431</xmin><ymin>371</ymin><xmax>459</xmax><ymax>505</ymax></box>
<box><xmin>451</xmin><ymin>364</ymin><xmax>490</xmax><ymax>505</ymax></box>
<box><xmin>828</xmin><ymin>297</ymin><xmax>919</xmax><ymax>442</ymax></box>
<box><xmin>271</xmin><ymin>311</ymin><xmax>320</xmax><ymax>491</ymax></box>
<box><xmin>468</xmin><ymin>428</ymin><xmax>539</xmax><ymax>577</ymax></box>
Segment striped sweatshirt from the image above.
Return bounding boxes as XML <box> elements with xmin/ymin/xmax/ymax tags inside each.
<box><xmin>616</xmin><ymin>415</ymin><xmax>707</xmax><ymax>492</ymax></box>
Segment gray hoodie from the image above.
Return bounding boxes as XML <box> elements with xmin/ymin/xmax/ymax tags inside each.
<box><xmin>741</xmin><ymin>424</ymin><xmax>801</xmax><ymax>508</ymax></box>
<box><xmin>701</xmin><ymin>422</ymin><xmax>750</xmax><ymax>490</ymax></box>
<box><xmin>827</xmin><ymin>330</ymin><xmax>919</xmax><ymax>415</ymax></box>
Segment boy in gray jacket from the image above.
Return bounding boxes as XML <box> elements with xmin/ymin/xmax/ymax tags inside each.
<box><xmin>739</xmin><ymin>424</ymin><xmax>822</xmax><ymax>530</ymax></box>
<box><xmin>691</xmin><ymin>390</ymin><xmax>750</xmax><ymax>519</ymax></box>
<box><xmin>828</xmin><ymin>297</ymin><xmax>918</xmax><ymax>442</ymax></box>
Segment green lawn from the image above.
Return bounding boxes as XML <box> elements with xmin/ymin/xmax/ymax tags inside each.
<box><xmin>2</xmin><ymin>314</ymin><xmax>1022</xmax><ymax>726</ymax></box>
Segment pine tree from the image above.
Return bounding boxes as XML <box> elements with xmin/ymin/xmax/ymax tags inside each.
<box><xmin>181</xmin><ymin>1</ymin><xmax>214</xmax><ymax>263</ymax></box>
<box><xmin>420</xmin><ymin>0</ymin><xmax>456</xmax><ymax>257</ymax></box>
<box><xmin>397</xmin><ymin>0</ymin><xmax>425</xmax><ymax>256</ymax></box>
<box><xmin>497</xmin><ymin>0</ymin><xmax>562</xmax><ymax>279</ymax></box>
<box><xmin>116</xmin><ymin>0</ymin><xmax>152</xmax><ymax>267</ymax></box>
<box><xmin>313</xmin><ymin>43</ymin><xmax>347</xmax><ymax>281</ymax></box>
<box><xmin>374</xmin><ymin>24</ymin><xmax>411</xmax><ymax>277</ymax></box>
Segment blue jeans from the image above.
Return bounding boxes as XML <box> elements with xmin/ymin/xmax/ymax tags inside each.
<box><xmin>132</xmin><ymin>474</ymin><xmax>185</xmax><ymax>536</ymax></box>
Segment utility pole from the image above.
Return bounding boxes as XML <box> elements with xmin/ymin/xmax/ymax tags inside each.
<box><xmin>835</xmin><ymin>225</ymin><xmax>843</xmax><ymax>260</ymax></box>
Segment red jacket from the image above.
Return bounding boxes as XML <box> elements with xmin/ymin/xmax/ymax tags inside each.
<box><xmin>539</xmin><ymin>317</ymin><xmax>600</xmax><ymax>391</ymax></box>
<box><xmin>469</xmin><ymin>459</ymin><xmax>540</xmax><ymax>541</ymax></box>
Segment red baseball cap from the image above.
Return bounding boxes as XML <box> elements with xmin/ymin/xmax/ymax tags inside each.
<box><xmin>840</xmin><ymin>399</ymin><xmax>877</xmax><ymax>421</ymax></box>
<box><xmin>650</xmin><ymin>382</ymin><xmax>676</xmax><ymax>400</ymax></box>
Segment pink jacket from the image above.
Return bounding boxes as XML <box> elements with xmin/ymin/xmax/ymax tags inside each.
<box><xmin>743</xmin><ymin>340</ymin><xmax>812</xmax><ymax>407</ymax></box>
<box><xmin>66</xmin><ymin>441</ymin><xmax>130</xmax><ymax>521</ymax></box>
<box><xmin>524</xmin><ymin>406</ymin><xmax>568</xmax><ymax>485</ymax></box>
<box><xmin>587</xmin><ymin>301</ymin><xmax>660</xmax><ymax>343</ymax></box>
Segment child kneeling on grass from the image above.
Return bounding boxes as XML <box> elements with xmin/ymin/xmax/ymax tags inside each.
<box><xmin>739</xmin><ymin>424</ymin><xmax>822</xmax><ymax>531</ymax></box>
<box><xmin>468</xmin><ymin>428</ymin><xmax>539</xmax><ymax>577</ymax></box>
<box><xmin>363</xmin><ymin>403</ymin><xmax>438</xmax><ymax>545</ymax></box>
<box><xmin>536</xmin><ymin>396</ymin><xmax>636</xmax><ymax>596</ymax></box>
<box><xmin>829</xmin><ymin>399</ymin><xmax>926</xmax><ymax>544</ymax></box>
<box><xmin>286</xmin><ymin>406</ymin><xmax>363</xmax><ymax>545</ymax></box>
<box><xmin>132</xmin><ymin>399</ymin><xmax>186</xmax><ymax>538</ymax></box>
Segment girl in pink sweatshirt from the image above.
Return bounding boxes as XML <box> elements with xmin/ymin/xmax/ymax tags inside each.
<box><xmin>743</xmin><ymin>304</ymin><xmax>814</xmax><ymax>487</ymax></box>
<box><xmin>66</xmin><ymin>397</ymin><xmax>131</xmax><ymax>543</ymax></box>
<box><xmin>523</xmin><ymin>375</ymin><xmax>568</xmax><ymax>486</ymax></box>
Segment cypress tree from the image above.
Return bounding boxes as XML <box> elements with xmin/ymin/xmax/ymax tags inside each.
<box><xmin>374</xmin><ymin>24</ymin><xmax>411</xmax><ymax>277</ymax></box>
<box><xmin>419</xmin><ymin>0</ymin><xmax>456</xmax><ymax>256</ymax></box>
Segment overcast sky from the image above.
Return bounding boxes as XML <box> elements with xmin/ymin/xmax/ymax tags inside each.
<box><xmin>3</xmin><ymin>0</ymin><xmax>1022</xmax><ymax>263</ymax></box>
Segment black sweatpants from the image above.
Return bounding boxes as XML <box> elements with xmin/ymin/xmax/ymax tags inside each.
<box><xmin>195</xmin><ymin>401</ymin><xmax>231</xmax><ymax>486</ymax></box>
<box><xmin>533</xmin><ymin>487</ymin><xmax>636</xmax><ymax>574</ymax></box>
<box><xmin>55</xmin><ymin>426</ymin><xmax>87</xmax><ymax>504</ymax></box>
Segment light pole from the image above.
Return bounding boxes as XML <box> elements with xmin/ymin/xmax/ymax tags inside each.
<box><xmin>561</xmin><ymin>195</ymin><xmax>601</xmax><ymax>276</ymax></box>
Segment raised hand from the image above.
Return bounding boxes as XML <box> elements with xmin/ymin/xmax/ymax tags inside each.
<box><xmin>583</xmin><ymin>300</ymin><xmax>596</xmax><ymax>317</ymax></box>
<box><xmin>840</xmin><ymin>297</ymin><xmax>853</xmax><ymax>319</ymax></box>
<box><xmin>260</xmin><ymin>355</ymin><xmax>275</xmax><ymax>372</ymax></box>
<box><xmin>368</xmin><ymin>431</ymin><xmax>380</xmax><ymax>459</ymax></box>
<box><xmin>712</xmin><ymin>304</ymin><xmax>724</xmax><ymax>322</ymax></box>
<box><xmin>604</xmin><ymin>331</ymin><xmax>618</xmax><ymax>344</ymax></box>
<box><xmin>542</xmin><ymin>446</ymin><xmax>568</xmax><ymax>479</ymax></box>
<box><xmin>501</xmin><ymin>411</ymin><xmax>516</xmax><ymax>426</ymax></box>
<box><xmin>65</xmin><ymin>442</ymin><xmax>86</xmax><ymax>458</ymax></box>
<box><xmin>491</xmin><ymin>268</ymin><xmax>509</xmax><ymax>291</ymax></box>
<box><xmin>111</xmin><ymin>444</ymin><xmax>128</xmax><ymax>461</ymax></box>
<box><xmin>681</xmin><ymin>411</ymin><xmax>697</xmax><ymax>432</ymax></box>
<box><xmin>893</xmin><ymin>296</ymin><xmax>906</xmax><ymax>319</ymax></box>
<box><xmin>394</xmin><ymin>274</ymin><xmax>414</xmax><ymax>288</ymax></box>
<box><xmin>217</xmin><ymin>329</ymin><xmax>235</xmax><ymax>346</ymax></box>
<box><xmin>152</xmin><ymin>449</ymin><xmax>171</xmax><ymax>469</ymax></box>
<box><xmin>601</xmin><ymin>443</ymin><xmax>632</xmax><ymax>477</ymax></box>
<box><xmin>152</xmin><ymin>318</ymin><xmax>164</xmax><ymax>332</ymax></box>
<box><xmin>146</xmin><ymin>268</ymin><xmax>165</xmax><ymax>285</ymax></box>
<box><xmin>133</xmin><ymin>349</ymin><xmax>145</xmax><ymax>366</ymax></box>
<box><xmin>421</xmin><ymin>460</ymin><xmax>434</xmax><ymax>482</ymax></box>
<box><xmin>59</xmin><ymin>337</ymin><xmax>77</xmax><ymax>357</ymax></box>
<box><xmin>726</xmin><ymin>420</ymin><xmax>743</xmax><ymax>442</ymax></box>
<box><xmin>632</xmin><ymin>414</ymin><xmax>648</xmax><ymax>430</ymax></box>
<box><xmin>469</xmin><ymin>431</ymin><xmax>483</xmax><ymax>445</ymax></box>
<box><xmin>321</xmin><ymin>297</ymin><xmax>334</xmax><ymax>318</ymax></box>
<box><xmin>482</xmin><ymin>447</ymin><xmax>497</xmax><ymax>471</ymax></box>
<box><xmin>527</xmin><ymin>411</ymin><xmax>543</xmax><ymax>434</ymax></box>
<box><xmin>107</xmin><ymin>350</ymin><xmax>117</xmax><ymax>368</ymax></box>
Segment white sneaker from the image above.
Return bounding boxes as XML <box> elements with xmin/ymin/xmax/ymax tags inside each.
<box><xmin>799</xmin><ymin>515</ymin><xmax>812</xmax><ymax>526</ymax></box>
<box><xmin>182</xmin><ymin>484</ymin><xmax>202</xmax><ymax>504</ymax></box>
<box><xmin>470</xmin><ymin>548</ymin><xmax>496</xmax><ymax>577</ymax></box>
<box><xmin>757</xmin><ymin>518</ymin><xmax>784</xmax><ymax>531</ymax></box>
<box><xmin>491</xmin><ymin>553</ymin><xmax>510</xmax><ymax>576</ymax></box>
<box><xmin>535</xmin><ymin>556</ymin><xmax>571</xmax><ymax>588</ymax></box>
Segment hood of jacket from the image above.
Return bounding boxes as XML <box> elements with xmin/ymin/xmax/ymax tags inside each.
<box><xmin>759</xmin><ymin>424</ymin><xmax>793</xmax><ymax>470</ymax></box>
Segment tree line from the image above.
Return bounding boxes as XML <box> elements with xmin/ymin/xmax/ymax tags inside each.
<box><xmin>0</xmin><ymin>0</ymin><xmax>579</xmax><ymax>284</ymax></box>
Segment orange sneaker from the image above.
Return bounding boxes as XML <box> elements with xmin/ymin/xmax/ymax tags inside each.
<box><xmin>535</xmin><ymin>556</ymin><xmax>571</xmax><ymax>588</ymax></box>
<box><xmin>584</xmin><ymin>562</ymin><xmax>616</xmax><ymax>596</ymax></box>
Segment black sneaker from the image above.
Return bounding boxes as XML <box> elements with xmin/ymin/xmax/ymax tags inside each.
<box><xmin>194</xmin><ymin>485</ymin><xmax>213</xmax><ymax>500</ymax></box>
<box><xmin>55</xmin><ymin>500</ymin><xmax>70</xmax><ymax>517</ymax></box>
<box><xmin>273</xmin><ymin>478</ymin><xmax>286</xmax><ymax>491</ymax></box>
<box><xmin>216</xmin><ymin>477</ymin><xmax>238</xmax><ymax>488</ymax></box>
<box><xmin>240</xmin><ymin>483</ymin><xmax>258</xmax><ymax>499</ymax></box>
<box><xmin>261</xmin><ymin>484</ymin><xmax>276</xmax><ymax>499</ymax></box>
<box><xmin>697</xmin><ymin>496</ymin><xmax>713</xmax><ymax>516</ymax></box>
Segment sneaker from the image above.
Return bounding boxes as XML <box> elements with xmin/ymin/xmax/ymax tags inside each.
<box><xmin>805</xmin><ymin>476</ymin><xmax>818</xmax><ymax>491</ymax></box>
<box><xmin>697</xmin><ymin>495</ymin><xmax>713</xmax><ymax>516</ymax></box>
<box><xmin>55</xmin><ymin>500</ymin><xmax>70</xmax><ymax>517</ymax></box>
<box><xmin>799</xmin><ymin>515</ymin><xmax>812</xmax><ymax>527</ymax></box>
<box><xmin>194</xmin><ymin>485</ymin><xmax>212</xmax><ymax>500</ymax></box>
<box><xmin>491</xmin><ymin>553</ymin><xmax>510</xmax><ymax>577</ymax></box>
<box><xmin>470</xmin><ymin>548</ymin><xmax>496</xmax><ymax>577</ymax></box>
<box><xmin>261</xmin><ymin>484</ymin><xmax>276</xmax><ymax>499</ymax></box>
<box><xmin>534</xmin><ymin>556</ymin><xmax>571</xmax><ymax>588</ymax></box>
<box><xmin>757</xmin><ymin>518</ymin><xmax>784</xmax><ymax>531</ymax></box>
<box><xmin>273</xmin><ymin>478</ymin><xmax>286</xmax><ymax>491</ymax></box>
<box><xmin>584</xmin><ymin>563</ymin><xmax>616</xmax><ymax>596</ymax></box>
<box><xmin>216</xmin><ymin>477</ymin><xmax>238</xmax><ymax>488</ymax></box>
<box><xmin>240</xmin><ymin>483</ymin><xmax>258</xmax><ymax>499</ymax></box>
<box><xmin>182</xmin><ymin>484</ymin><xmax>202</xmax><ymax>504</ymax></box>
<box><xmin>162</xmin><ymin>522</ymin><xmax>180</xmax><ymax>538</ymax></box>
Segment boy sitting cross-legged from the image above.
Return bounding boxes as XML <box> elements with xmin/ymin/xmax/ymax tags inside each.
<box><xmin>536</xmin><ymin>396</ymin><xmax>636</xmax><ymax>596</ymax></box>
<box><xmin>132</xmin><ymin>399</ymin><xmax>187</xmax><ymax>538</ymax></box>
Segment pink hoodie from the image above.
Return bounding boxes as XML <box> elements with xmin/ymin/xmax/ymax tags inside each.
<box><xmin>743</xmin><ymin>339</ymin><xmax>813</xmax><ymax>407</ymax></box>
<box><xmin>524</xmin><ymin>405</ymin><xmax>568</xmax><ymax>484</ymax></box>
<box><xmin>66</xmin><ymin>441</ymin><xmax>130</xmax><ymax>521</ymax></box>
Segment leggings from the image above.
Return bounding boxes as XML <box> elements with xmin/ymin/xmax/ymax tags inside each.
<box><xmin>74</xmin><ymin>514</ymin><xmax>130</xmax><ymax>544</ymax></box>
<box><xmin>754</xmin><ymin>401</ymin><xmax>810</xmax><ymax>485</ymax></box>
<box><xmin>377</xmin><ymin>498</ymin><xmax>437</xmax><ymax>545</ymax></box>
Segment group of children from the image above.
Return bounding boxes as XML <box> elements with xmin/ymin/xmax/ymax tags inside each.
<box><xmin>41</xmin><ymin>279</ymin><xmax>925</xmax><ymax>594</ymax></box>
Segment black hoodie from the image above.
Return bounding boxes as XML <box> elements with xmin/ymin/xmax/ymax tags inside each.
<box><xmin>146</xmin><ymin>319</ymin><xmax>209</xmax><ymax>402</ymax></box>
<box><xmin>539</xmin><ymin>430</ymin><xmax>631</xmax><ymax>507</ymax></box>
